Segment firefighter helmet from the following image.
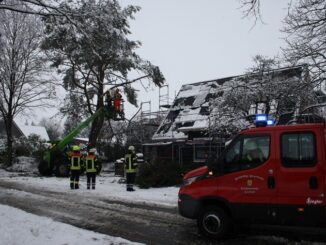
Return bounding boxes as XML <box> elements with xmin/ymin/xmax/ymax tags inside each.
<box><xmin>72</xmin><ymin>145</ymin><xmax>80</xmax><ymax>151</ymax></box>
<box><xmin>128</xmin><ymin>145</ymin><xmax>135</xmax><ymax>152</ymax></box>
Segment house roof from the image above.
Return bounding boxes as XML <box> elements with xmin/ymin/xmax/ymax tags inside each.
<box><xmin>152</xmin><ymin>65</ymin><xmax>306</xmax><ymax>142</ymax></box>
<box><xmin>0</xmin><ymin>118</ymin><xmax>50</xmax><ymax>141</ymax></box>
<box><xmin>17</xmin><ymin>124</ymin><xmax>50</xmax><ymax>141</ymax></box>
<box><xmin>0</xmin><ymin>119</ymin><xmax>24</xmax><ymax>138</ymax></box>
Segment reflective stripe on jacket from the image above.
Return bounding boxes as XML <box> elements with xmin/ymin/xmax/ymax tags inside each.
<box><xmin>85</xmin><ymin>155</ymin><xmax>97</xmax><ymax>173</ymax></box>
<box><xmin>70</xmin><ymin>152</ymin><xmax>82</xmax><ymax>170</ymax></box>
<box><xmin>124</xmin><ymin>153</ymin><xmax>137</xmax><ymax>173</ymax></box>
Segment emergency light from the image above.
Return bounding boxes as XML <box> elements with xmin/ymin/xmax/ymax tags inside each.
<box><xmin>256</xmin><ymin>114</ymin><xmax>267</xmax><ymax>121</ymax></box>
<box><xmin>255</xmin><ymin>114</ymin><xmax>276</xmax><ymax>127</ymax></box>
<box><xmin>267</xmin><ymin>119</ymin><xmax>275</xmax><ymax>126</ymax></box>
<box><xmin>255</xmin><ymin>114</ymin><xmax>268</xmax><ymax>127</ymax></box>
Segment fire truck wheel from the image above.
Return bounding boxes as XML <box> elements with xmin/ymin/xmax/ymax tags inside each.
<box><xmin>197</xmin><ymin>205</ymin><xmax>231</xmax><ymax>239</ymax></box>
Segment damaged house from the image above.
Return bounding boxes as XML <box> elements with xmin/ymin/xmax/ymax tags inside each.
<box><xmin>143</xmin><ymin>65</ymin><xmax>323</xmax><ymax>167</ymax></box>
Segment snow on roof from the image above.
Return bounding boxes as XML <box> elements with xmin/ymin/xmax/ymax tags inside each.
<box><xmin>152</xmin><ymin>65</ymin><xmax>305</xmax><ymax>141</ymax></box>
<box><xmin>142</xmin><ymin>141</ymin><xmax>173</xmax><ymax>146</ymax></box>
<box><xmin>17</xmin><ymin>125</ymin><xmax>50</xmax><ymax>141</ymax></box>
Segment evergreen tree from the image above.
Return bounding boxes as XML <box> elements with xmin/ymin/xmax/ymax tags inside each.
<box><xmin>41</xmin><ymin>0</ymin><xmax>164</xmax><ymax>148</ymax></box>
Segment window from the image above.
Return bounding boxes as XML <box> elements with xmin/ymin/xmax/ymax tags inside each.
<box><xmin>224</xmin><ymin>135</ymin><xmax>270</xmax><ymax>172</ymax></box>
<box><xmin>194</xmin><ymin>145</ymin><xmax>209</xmax><ymax>163</ymax></box>
<box><xmin>281</xmin><ymin>132</ymin><xmax>316</xmax><ymax>167</ymax></box>
<box><xmin>225</xmin><ymin>140</ymin><xmax>241</xmax><ymax>172</ymax></box>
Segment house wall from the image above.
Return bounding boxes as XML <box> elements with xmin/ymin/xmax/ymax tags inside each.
<box><xmin>143</xmin><ymin>141</ymin><xmax>224</xmax><ymax>171</ymax></box>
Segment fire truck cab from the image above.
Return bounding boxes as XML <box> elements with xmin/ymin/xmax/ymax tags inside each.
<box><xmin>178</xmin><ymin>121</ymin><xmax>326</xmax><ymax>239</ymax></box>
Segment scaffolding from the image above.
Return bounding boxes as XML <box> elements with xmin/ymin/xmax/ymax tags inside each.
<box><xmin>159</xmin><ymin>85</ymin><xmax>170</xmax><ymax>112</ymax></box>
<box><xmin>140</xmin><ymin>101</ymin><xmax>152</xmax><ymax>121</ymax></box>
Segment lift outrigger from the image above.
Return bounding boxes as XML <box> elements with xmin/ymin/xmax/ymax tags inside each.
<box><xmin>38</xmin><ymin>90</ymin><xmax>124</xmax><ymax>177</ymax></box>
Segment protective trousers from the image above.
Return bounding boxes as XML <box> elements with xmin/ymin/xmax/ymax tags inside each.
<box><xmin>70</xmin><ymin>170</ymin><xmax>80</xmax><ymax>189</ymax></box>
<box><xmin>86</xmin><ymin>173</ymin><xmax>96</xmax><ymax>189</ymax></box>
<box><xmin>126</xmin><ymin>172</ymin><xmax>136</xmax><ymax>191</ymax></box>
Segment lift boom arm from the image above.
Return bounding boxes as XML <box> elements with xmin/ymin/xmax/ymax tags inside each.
<box><xmin>43</xmin><ymin>107</ymin><xmax>108</xmax><ymax>163</ymax></box>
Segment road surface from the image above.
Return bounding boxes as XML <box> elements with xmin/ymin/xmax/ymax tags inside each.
<box><xmin>0</xmin><ymin>179</ymin><xmax>325</xmax><ymax>244</ymax></box>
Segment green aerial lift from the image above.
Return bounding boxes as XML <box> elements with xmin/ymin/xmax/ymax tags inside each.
<box><xmin>38</xmin><ymin>90</ymin><xmax>124</xmax><ymax>177</ymax></box>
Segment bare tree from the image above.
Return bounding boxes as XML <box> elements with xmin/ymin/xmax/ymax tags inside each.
<box><xmin>0</xmin><ymin>7</ymin><xmax>55</xmax><ymax>165</ymax></box>
<box><xmin>239</xmin><ymin>0</ymin><xmax>325</xmax><ymax>86</ymax></box>
<box><xmin>0</xmin><ymin>0</ymin><xmax>78</xmax><ymax>17</ymax></box>
<box><xmin>209</xmin><ymin>55</ymin><xmax>315</xmax><ymax>138</ymax></box>
<box><xmin>239</xmin><ymin>0</ymin><xmax>262</xmax><ymax>23</ymax></box>
<box><xmin>283</xmin><ymin>0</ymin><xmax>326</xmax><ymax>86</ymax></box>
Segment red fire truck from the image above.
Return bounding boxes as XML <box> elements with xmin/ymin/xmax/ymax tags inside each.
<box><xmin>178</xmin><ymin>118</ymin><xmax>326</xmax><ymax>239</ymax></box>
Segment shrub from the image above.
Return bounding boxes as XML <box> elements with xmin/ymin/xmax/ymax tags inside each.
<box><xmin>13</xmin><ymin>135</ymin><xmax>47</xmax><ymax>157</ymax></box>
<box><xmin>136</xmin><ymin>159</ymin><xmax>183</xmax><ymax>188</ymax></box>
<box><xmin>15</xmin><ymin>144</ymin><xmax>32</xmax><ymax>156</ymax></box>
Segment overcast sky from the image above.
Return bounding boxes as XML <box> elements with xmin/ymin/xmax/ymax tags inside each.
<box><xmin>119</xmin><ymin>0</ymin><xmax>290</xmax><ymax>118</ymax></box>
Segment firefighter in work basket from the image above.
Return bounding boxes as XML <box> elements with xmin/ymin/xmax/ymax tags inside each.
<box><xmin>124</xmin><ymin>146</ymin><xmax>138</xmax><ymax>191</ymax></box>
<box><xmin>68</xmin><ymin>145</ymin><xmax>83</xmax><ymax>189</ymax></box>
<box><xmin>85</xmin><ymin>148</ymin><xmax>99</xmax><ymax>190</ymax></box>
<box><xmin>113</xmin><ymin>88</ymin><xmax>124</xmax><ymax>119</ymax></box>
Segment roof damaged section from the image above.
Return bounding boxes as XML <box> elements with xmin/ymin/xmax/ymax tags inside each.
<box><xmin>152</xmin><ymin>65</ymin><xmax>306</xmax><ymax>142</ymax></box>
<box><xmin>153</xmin><ymin>79</ymin><xmax>226</xmax><ymax>141</ymax></box>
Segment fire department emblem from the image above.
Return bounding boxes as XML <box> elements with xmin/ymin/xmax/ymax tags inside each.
<box><xmin>247</xmin><ymin>179</ymin><xmax>253</xmax><ymax>186</ymax></box>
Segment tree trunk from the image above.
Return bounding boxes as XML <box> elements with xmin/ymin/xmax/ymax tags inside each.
<box><xmin>4</xmin><ymin>116</ymin><xmax>14</xmax><ymax>166</ymax></box>
<box><xmin>89</xmin><ymin>115</ymin><xmax>104</xmax><ymax>148</ymax></box>
<box><xmin>88</xmin><ymin>67</ymin><xmax>105</xmax><ymax>148</ymax></box>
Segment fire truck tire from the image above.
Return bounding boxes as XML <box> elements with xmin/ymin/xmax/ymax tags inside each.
<box><xmin>197</xmin><ymin>205</ymin><xmax>231</xmax><ymax>239</ymax></box>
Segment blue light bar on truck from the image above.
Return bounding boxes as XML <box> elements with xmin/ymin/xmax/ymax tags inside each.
<box><xmin>267</xmin><ymin>119</ymin><xmax>275</xmax><ymax>126</ymax></box>
<box><xmin>256</xmin><ymin>114</ymin><xmax>267</xmax><ymax>122</ymax></box>
<box><xmin>255</xmin><ymin>114</ymin><xmax>268</xmax><ymax>127</ymax></box>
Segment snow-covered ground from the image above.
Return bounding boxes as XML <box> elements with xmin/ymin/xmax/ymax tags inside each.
<box><xmin>1</xmin><ymin>157</ymin><xmax>179</xmax><ymax>207</ymax></box>
<box><xmin>0</xmin><ymin>204</ymin><xmax>143</xmax><ymax>245</ymax></box>
<box><xmin>0</xmin><ymin>170</ymin><xmax>179</xmax><ymax>208</ymax></box>
<box><xmin>0</xmin><ymin>158</ymin><xmax>179</xmax><ymax>245</ymax></box>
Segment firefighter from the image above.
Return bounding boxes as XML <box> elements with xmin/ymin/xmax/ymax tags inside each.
<box><xmin>68</xmin><ymin>145</ymin><xmax>83</xmax><ymax>189</ymax></box>
<box><xmin>113</xmin><ymin>88</ymin><xmax>122</xmax><ymax>113</ymax></box>
<box><xmin>85</xmin><ymin>148</ymin><xmax>99</xmax><ymax>190</ymax></box>
<box><xmin>124</xmin><ymin>145</ymin><xmax>138</xmax><ymax>191</ymax></box>
<box><xmin>105</xmin><ymin>90</ymin><xmax>113</xmax><ymax>110</ymax></box>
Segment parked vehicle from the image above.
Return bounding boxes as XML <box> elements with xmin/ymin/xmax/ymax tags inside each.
<box><xmin>179</xmin><ymin>118</ymin><xmax>326</xmax><ymax>239</ymax></box>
